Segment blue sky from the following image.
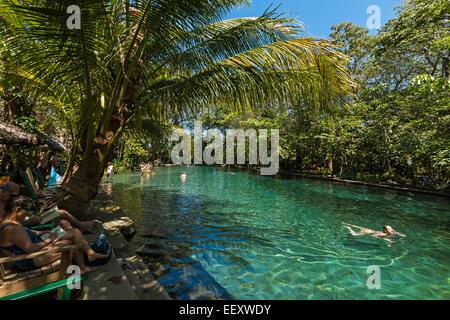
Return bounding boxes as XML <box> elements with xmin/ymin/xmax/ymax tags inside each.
<box><xmin>226</xmin><ymin>0</ymin><xmax>404</xmax><ymax>38</ymax></box>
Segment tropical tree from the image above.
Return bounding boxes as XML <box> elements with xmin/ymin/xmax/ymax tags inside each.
<box><xmin>376</xmin><ymin>0</ymin><xmax>449</xmax><ymax>81</ymax></box>
<box><xmin>0</xmin><ymin>0</ymin><xmax>353</xmax><ymax>217</ymax></box>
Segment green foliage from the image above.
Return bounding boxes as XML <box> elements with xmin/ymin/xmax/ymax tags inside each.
<box><xmin>119</xmin><ymin>136</ymin><xmax>149</xmax><ymax>170</ymax></box>
<box><xmin>13</xmin><ymin>115</ymin><xmax>37</xmax><ymax>131</ymax></box>
<box><xmin>0</xmin><ymin>0</ymin><xmax>447</xmax><ymax>191</ymax></box>
<box><xmin>4</xmin><ymin>145</ymin><xmax>41</xmax><ymax>170</ymax></box>
<box><xmin>193</xmin><ymin>1</ymin><xmax>449</xmax><ymax>188</ymax></box>
<box><xmin>0</xmin><ymin>0</ymin><xmax>354</xmax><ymax>190</ymax></box>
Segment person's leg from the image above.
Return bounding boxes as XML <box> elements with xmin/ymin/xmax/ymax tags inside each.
<box><xmin>72</xmin><ymin>247</ymin><xmax>96</xmax><ymax>273</ymax></box>
<box><xmin>33</xmin><ymin>240</ymin><xmax>71</xmax><ymax>267</ymax></box>
<box><xmin>60</xmin><ymin>228</ymin><xmax>108</xmax><ymax>262</ymax></box>
<box><xmin>344</xmin><ymin>225</ymin><xmax>361</xmax><ymax>236</ymax></box>
<box><xmin>34</xmin><ymin>240</ymin><xmax>97</xmax><ymax>273</ymax></box>
<box><xmin>33</xmin><ymin>251</ymin><xmax>61</xmax><ymax>267</ymax></box>
<box><xmin>58</xmin><ymin>218</ymin><xmax>74</xmax><ymax>230</ymax></box>
<box><xmin>58</xmin><ymin>209</ymin><xmax>96</xmax><ymax>230</ymax></box>
<box><xmin>342</xmin><ymin>222</ymin><xmax>370</xmax><ymax>233</ymax></box>
<box><xmin>342</xmin><ymin>222</ymin><xmax>363</xmax><ymax>229</ymax></box>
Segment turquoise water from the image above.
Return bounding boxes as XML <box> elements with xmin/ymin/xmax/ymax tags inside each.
<box><xmin>107</xmin><ymin>166</ymin><xmax>450</xmax><ymax>300</ymax></box>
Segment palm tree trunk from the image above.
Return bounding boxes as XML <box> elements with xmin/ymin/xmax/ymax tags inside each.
<box><xmin>56</xmin><ymin>165</ymin><xmax>103</xmax><ymax>218</ymax></box>
<box><xmin>55</xmin><ymin>142</ymin><xmax>109</xmax><ymax>218</ymax></box>
<box><xmin>55</xmin><ymin>97</ymin><xmax>134</xmax><ymax>218</ymax></box>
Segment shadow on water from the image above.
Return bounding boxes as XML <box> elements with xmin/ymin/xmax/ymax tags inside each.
<box><xmin>140</xmin><ymin>246</ymin><xmax>235</xmax><ymax>300</ymax></box>
<box><xmin>112</xmin><ymin>183</ymin><xmax>238</xmax><ymax>300</ymax></box>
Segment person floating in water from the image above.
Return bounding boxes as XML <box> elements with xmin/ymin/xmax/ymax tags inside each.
<box><xmin>342</xmin><ymin>222</ymin><xmax>405</xmax><ymax>244</ymax></box>
<box><xmin>180</xmin><ymin>171</ymin><xmax>186</xmax><ymax>181</ymax></box>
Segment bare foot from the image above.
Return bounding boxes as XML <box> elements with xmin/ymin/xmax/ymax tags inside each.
<box><xmin>81</xmin><ymin>220</ymin><xmax>97</xmax><ymax>230</ymax></box>
<box><xmin>81</xmin><ymin>266</ymin><xmax>97</xmax><ymax>274</ymax></box>
<box><xmin>87</xmin><ymin>251</ymin><xmax>109</xmax><ymax>262</ymax></box>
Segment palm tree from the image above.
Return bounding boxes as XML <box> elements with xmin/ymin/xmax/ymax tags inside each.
<box><xmin>0</xmin><ymin>0</ymin><xmax>354</xmax><ymax>217</ymax></box>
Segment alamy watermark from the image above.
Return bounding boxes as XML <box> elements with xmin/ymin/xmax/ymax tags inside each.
<box><xmin>366</xmin><ymin>5</ymin><xmax>381</xmax><ymax>30</ymax></box>
<box><xmin>66</xmin><ymin>4</ymin><xmax>382</xmax><ymax>31</ymax></box>
<box><xmin>170</xmin><ymin>121</ymin><xmax>279</xmax><ymax>175</ymax></box>
<box><xmin>66</xmin><ymin>265</ymin><xmax>82</xmax><ymax>290</ymax></box>
<box><xmin>366</xmin><ymin>265</ymin><xmax>381</xmax><ymax>289</ymax></box>
<box><xmin>67</xmin><ymin>5</ymin><xmax>81</xmax><ymax>30</ymax></box>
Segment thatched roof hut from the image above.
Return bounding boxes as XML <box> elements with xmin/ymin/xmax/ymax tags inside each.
<box><xmin>0</xmin><ymin>122</ymin><xmax>67</xmax><ymax>152</ymax></box>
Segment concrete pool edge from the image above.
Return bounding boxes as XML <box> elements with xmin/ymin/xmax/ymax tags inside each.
<box><xmin>81</xmin><ymin>185</ymin><xmax>172</xmax><ymax>300</ymax></box>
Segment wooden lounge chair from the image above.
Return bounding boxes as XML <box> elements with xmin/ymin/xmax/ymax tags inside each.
<box><xmin>19</xmin><ymin>169</ymin><xmax>47</xmax><ymax>206</ymax></box>
<box><xmin>31</xmin><ymin>167</ymin><xmax>58</xmax><ymax>192</ymax></box>
<box><xmin>0</xmin><ymin>243</ymin><xmax>87</xmax><ymax>300</ymax></box>
<box><xmin>31</xmin><ymin>167</ymin><xmax>46</xmax><ymax>190</ymax></box>
<box><xmin>26</xmin><ymin>168</ymin><xmax>55</xmax><ymax>198</ymax></box>
<box><xmin>17</xmin><ymin>170</ymin><xmax>55</xmax><ymax>231</ymax></box>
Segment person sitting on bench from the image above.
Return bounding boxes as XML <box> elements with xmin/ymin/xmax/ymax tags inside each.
<box><xmin>0</xmin><ymin>182</ymin><xmax>20</xmax><ymax>220</ymax></box>
<box><xmin>1</xmin><ymin>181</ymin><xmax>98</xmax><ymax>233</ymax></box>
<box><xmin>0</xmin><ymin>196</ymin><xmax>108</xmax><ymax>273</ymax></box>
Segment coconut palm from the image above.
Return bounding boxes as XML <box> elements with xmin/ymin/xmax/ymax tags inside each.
<box><xmin>0</xmin><ymin>0</ymin><xmax>354</xmax><ymax>217</ymax></box>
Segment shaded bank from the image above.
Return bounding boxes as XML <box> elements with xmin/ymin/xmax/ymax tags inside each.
<box><xmin>202</xmin><ymin>164</ymin><xmax>450</xmax><ymax>198</ymax></box>
<box><xmin>81</xmin><ymin>186</ymin><xmax>171</xmax><ymax>300</ymax></box>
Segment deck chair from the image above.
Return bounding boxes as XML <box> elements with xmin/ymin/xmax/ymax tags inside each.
<box><xmin>19</xmin><ymin>170</ymin><xmax>57</xmax><ymax>231</ymax></box>
<box><xmin>19</xmin><ymin>168</ymin><xmax>58</xmax><ymax>206</ymax></box>
<box><xmin>19</xmin><ymin>170</ymin><xmax>46</xmax><ymax>219</ymax></box>
<box><xmin>0</xmin><ymin>243</ymin><xmax>88</xmax><ymax>300</ymax></box>
<box><xmin>27</xmin><ymin>168</ymin><xmax>56</xmax><ymax>197</ymax></box>
<box><xmin>31</xmin><ymin>167</ymin><xmax>46</xmax><ymax>190</ymax></box>
<box><xmin>32</xmin><ymin>167</ymin><xmax>58</xmax><ymax>191</ymax></box>
<box><xmin>19</xmin><ymin>169</ymin><xmax>47</xmax><ymax>205</ymax></box>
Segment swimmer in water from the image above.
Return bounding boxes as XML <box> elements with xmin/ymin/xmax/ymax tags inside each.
<box><xmin>180</xmin><ymin>171</ymin><xmax>186</xmax><ymax>181</ymax></box>
<box><xmin>342</xmin><ymin>222</ymin><xmax>405</xmax><ymax>244</ymax></box>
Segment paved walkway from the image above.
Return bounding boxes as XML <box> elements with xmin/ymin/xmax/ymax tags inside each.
<box><xmin>80</xmin><ymin>188</ymin><xmax>171</xmax><ymax>300</ymax></box>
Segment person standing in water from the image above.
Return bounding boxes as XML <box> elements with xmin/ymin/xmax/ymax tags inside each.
<box><xmin>180</xmin><ymin>171</ymin><xmax>186</xmax><ymax>181</ymax></box>
<box><xmin>342</xmin><ymin>222</ymin><xmax>405</xmax><ymax>244</ymax></box>
<box><xmin>106</xmin><ymin>163</ymin><xmax>114</xmax><ymax>182</ymax></box>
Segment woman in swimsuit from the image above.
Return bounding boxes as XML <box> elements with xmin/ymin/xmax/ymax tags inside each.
<box><xmin>342</xmin><ymin>222</ymin><xmax>405</xmax><ymax>244</ymax></box>
<box><xmin>0</xmin><ymin>196</ymin><xmax>108</xmax><ymax>273</ymax></box>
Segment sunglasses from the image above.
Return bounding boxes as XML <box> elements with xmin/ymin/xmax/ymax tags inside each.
<box><xmin>10</xmin><ymin>193</ymin><xmax>20</xmax><ymax>199</ymax></box>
